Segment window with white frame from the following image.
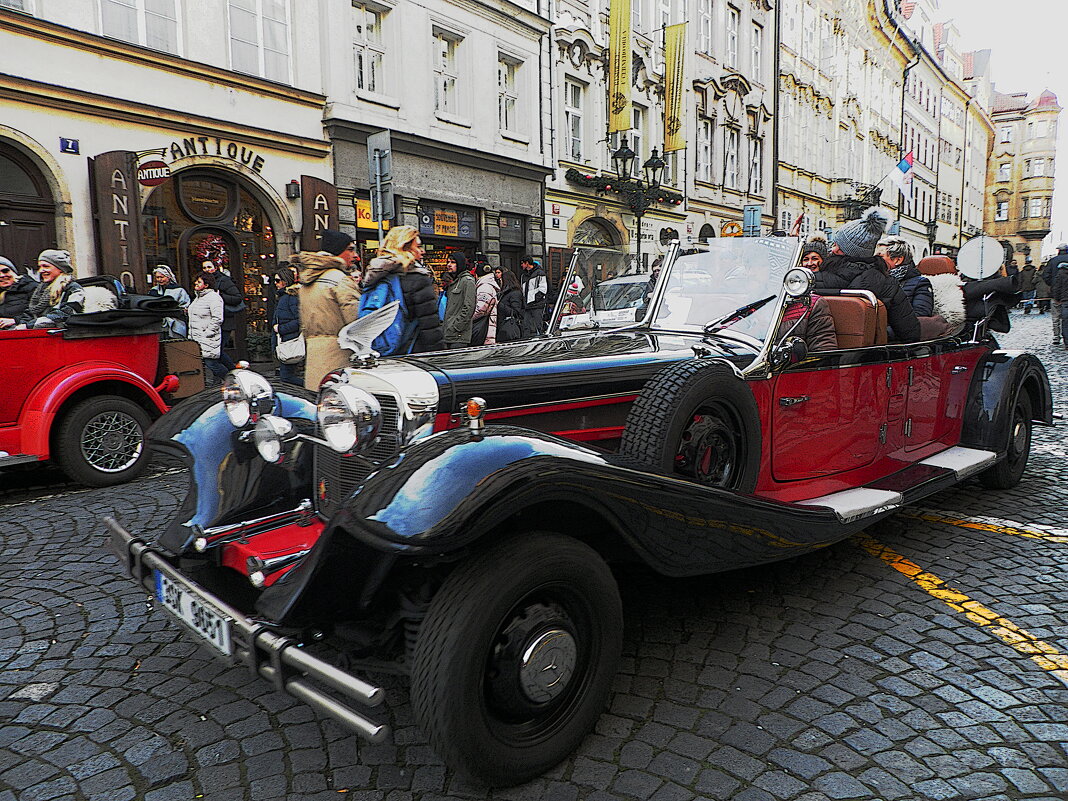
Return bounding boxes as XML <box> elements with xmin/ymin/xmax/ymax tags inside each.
<box><xmin>433</xmin><ymin>29</ymin><xmax>462</xmax><ymax>116</ymax></box>
<box><xmin>696</xmin><ymin>117</ymin><xmax>714</xmax><ymax>183</ymax></box>
<box><xmin>724</xmin><ymin>128</ymin><xmax>739</xmax><ymax>189</ymax></box>
<box><xmin>632</xmin><ymin>0</ymin><xmax>643</xmax><ymax>34</ymax></box>
<box><xmin>1033</xmin><ymin>158</ymin><xmax>1046</xmax><ymax>177</ymax></box>
<box><xmin>1029</xmin><ymin>197</ymin><xmax>1044</xmax><ymax>217</ymax></box>
<box><xmin>751</xmin><ymin>23</ymin><xmax>762</xmax><ymax>75</ymax></box>
<box><xmin>564</xmin><ymin>79</ymin><xmax>584</xmax><ymax>162</ymax></box>
<box><xmin>631</xmin><ymin>107</ymin><xmax>645</xmax><ymax>178</ymax></box>
<box><xmin>353</xmin><ymin>3</ymin><xmax>386</xmax><ymax>95</ymax></box>
<box><xmin>0</xmin><ymin>0</ymin><xmax>30</xmax><ymax>9</ymax></box>
<box><xmin>726</xmin><ymin>7</ymin><xmax>739</xmax><ymax>67</ymax></box>
<box><xmin>229</xmin><ymin>0</ymin><xmax>289</xmax><ymax>82</ymax></box>
<box><xmin>998</xmin><ymin>125</ymin><xmax>1012</xmax><ymax>143</ymax></box>
<box><xmin>102</xmin><ymin>0</ymin><xmax>179</xmax><ymax>54</ymax></box>
<box><xmin>998</xmin><ymin>162</ymin><xmax>1010</xmax><ymax>181</ymax></box>
<box><xmin>748</xmin><ymin>137</ymin><xmax>763</xmax><ymax>194</ymax></box>
<box><xmin>697</xmin><ymin>0</ymin><xmax>712</xmax><ymax>54</ymax></box>
<box><xmin>498</xmin><ymin>56</ymin><xmax>521</xmax><ymax>135</ymax></box>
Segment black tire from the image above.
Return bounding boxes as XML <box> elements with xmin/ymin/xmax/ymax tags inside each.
<box><xmin>55</xmin><ymin>395</ymin><xmax>152</xmax><ymax>487</ymax></box>
<box><xmin>978</xmin><ymin>390</ymin><xmax>1032</xmax><ymax>490</ymax></box>
<box><xmin>619</xmin><ymin>360</ymin><xmax>761</xmax><ymax>492</ymax></box>
<box><xmin>411</xmin><ymin>533</ymin><xmax>623</xmax><ymax>786</ymax></box>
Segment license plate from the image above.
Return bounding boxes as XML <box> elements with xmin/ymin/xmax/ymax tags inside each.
<box><xmin>155</xmin><ymin>570</ymin><xmax>233</xmax><ymax>656</ymax></box>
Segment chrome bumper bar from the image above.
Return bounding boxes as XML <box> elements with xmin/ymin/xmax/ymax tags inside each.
<box><xmin>105</xmin><ymin>516</ymin><xmax>389</xmax><ymax>743</ymax></box>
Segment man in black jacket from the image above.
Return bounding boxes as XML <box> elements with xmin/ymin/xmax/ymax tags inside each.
<box><xmin>1042</xmin><ymin>243</ymin><xmax>1068</xmax><ymax>344</ymax></box>
<box><xmin>519</xmin><ymin>255</ymin><xmax>548</xmax><ymax>337</ymax></box>
<box><xmin>816</xmin><ymin>208</ymin><xmax>921</xmax><ymax>343</ymax></box>
<box><xmin>0</xmin><ymin>257</ymin><xmax>38</xmax><ymax>323</ymax></box>
<box><xmin>200</xmin><ymin>260</ymin><xmax>242</xmax><ymax>369</ymax></box>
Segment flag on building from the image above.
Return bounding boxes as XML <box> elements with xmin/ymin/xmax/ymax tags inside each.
<box><xmin>883</xmin><ymin>152</ymin><xmax>914</xmax><ymax>198</ymax></box>
<box><xmin>663</xmin><ymin>23</ymin><xmax>687</xmax><ymax>152</ymax></box>
<box><xmin>608</xmin><ymin>0</ymin><xmax>632</xmax><ymax>133</ymax></box>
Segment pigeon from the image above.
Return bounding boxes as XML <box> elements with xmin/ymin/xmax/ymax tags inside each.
<box><xmin>337</xmin><ymin>301</ymin><xmax>401</xmax><ymax>358</ymax></box>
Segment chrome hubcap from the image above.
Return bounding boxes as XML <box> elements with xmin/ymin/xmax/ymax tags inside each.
<box><xmin>519</xmin><ymin>629</ymin><xmax>577</xmax><ymax>704</ymax></box>
<box><xmin>81</xmin><ymin>411</ymin><xmax>144</xmax><ymax>472</ymax></box>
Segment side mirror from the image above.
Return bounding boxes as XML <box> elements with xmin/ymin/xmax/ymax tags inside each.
<box><xmin>770</xmin><ymin>337</ymin><xmax>808</xmax><ymax>371</ymax></box>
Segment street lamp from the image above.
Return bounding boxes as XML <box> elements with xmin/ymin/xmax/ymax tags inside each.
<box><xmin>611</xmin><ymin>136</ymin><xmax>669</xmax><ymax>268</ymax></box>
<box><xmin>926</xmin><ymin>218</ymin><xmax>939</xmax><ymax>255</ymax></box>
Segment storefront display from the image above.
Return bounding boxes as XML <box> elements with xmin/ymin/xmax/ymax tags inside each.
<box><xmin>417</xmin><ymin>203</ymin><xmax>480</xmax><ymax>285</ymax></box>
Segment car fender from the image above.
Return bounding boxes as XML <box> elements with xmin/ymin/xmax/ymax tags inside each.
<box><xmin>960</xmin><ymin>349</ymin><xmax>1053</xmax><ymax>453</ymax></box>
<box><xmin>19</xmin><ymin>362</ymin><xmax>171</xmax><ymax>458</ymax></box>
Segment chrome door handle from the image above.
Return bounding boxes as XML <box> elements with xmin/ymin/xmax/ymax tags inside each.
<box><xmin>779</xmin><ymin>395</ymin><xmax>810</xmax><ymax>407</ymax></box>
<box><xmin>951</xmin><ymin>366</ymin><xmax>969</xmax><ymax>374</ymax></box>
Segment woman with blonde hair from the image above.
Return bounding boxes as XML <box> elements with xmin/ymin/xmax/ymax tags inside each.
<box><xmin>361</xmin><ymin>224</ymin><xmax>444</xmax><ymax>353</ymax></box>
<box><xmin>3</xmin><ymin>250</ymin><xmax>85</xmax><ymax>329</ymax></box>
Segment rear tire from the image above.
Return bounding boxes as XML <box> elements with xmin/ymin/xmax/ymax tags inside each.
<box><xmin>978</xmin><ymin>390</ymin><xmax>1032</xmax><ymax>490</ymax></box>
<box><xmin>55</xmin><ymin>395</ymin><xmax>152</xmax><ymax>487</ymax></box>
<box><xmin>411</xmin><ymin>533</ymin><xmax>622</xmax><ymax>786</ymax></box>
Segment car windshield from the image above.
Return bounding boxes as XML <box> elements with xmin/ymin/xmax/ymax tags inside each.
<box><xmin>550</xmin><ymin>248</ymin><xmax>656</xmax><ymax>333</ymax></box>
<box><xmin>651</xmin><ymin>237</ymin><xmax>801</xmax><ymax>343</ymax></box>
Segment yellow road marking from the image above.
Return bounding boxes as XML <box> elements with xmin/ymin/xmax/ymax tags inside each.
<box><xmin>856</xmin><ymin>533</ymin><xmax>1068</xmax><ymax>685</ymax></box>
<box><xmin>899</xmin><ymin>511</ymin><xmax>1068</xmax><ymax>544</ymax></box>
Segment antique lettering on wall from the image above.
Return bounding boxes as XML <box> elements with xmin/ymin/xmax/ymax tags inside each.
<box><xmin>300</xmin><ymin>176</ymin><xmax>339</xmax><ymax>251</ymax></box>
<box><xmin>90</xmin><ymin>151</ymin><xmax>146</xmax><ymax>292</ymax></box>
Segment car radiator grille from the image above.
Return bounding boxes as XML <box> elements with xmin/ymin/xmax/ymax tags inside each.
<box><xmin>314</xmin><ymin>394</ymin><xmax>401</xmax><ymax>518</ymax></box>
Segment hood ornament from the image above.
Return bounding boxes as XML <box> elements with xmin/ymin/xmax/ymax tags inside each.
<box><xmin>337</xmin><ymin>301</ymin><xmax>401</xmax><ymax>367</ymax></box>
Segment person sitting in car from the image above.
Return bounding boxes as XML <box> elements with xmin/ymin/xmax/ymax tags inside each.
<box><xmin>2</xmin><ymin>250</ymin><xmax>84</xmax><ymax>329</ymax></box>
<box><xmin>877</xmin><ymin>237</ymin><xmax>933</xmax><ymax>318</ymax></box>
<box><xmin>0</xmin><ymin>256</ymin><xmax>37</xmax><ymax>325</ymax></box>
<box><xmin>776</xmin><ymin>294</ymin><xmax>838</xmax><ymax>352</ymax></box>
<box><xmin>816</xmin><ymin>208</ymin><xmax>921</xmax><ymax>343</ymax></box>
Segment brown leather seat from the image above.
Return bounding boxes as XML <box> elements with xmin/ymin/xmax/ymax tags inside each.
<box><xmin>821</xmin><ymin>295</ymin><xmax>881</xmax><ymax>348</ymax></box>
<box><xmin>917</xmin><ymin>255</ymin><xmax>956</xmax><ymax>276</ymax></box>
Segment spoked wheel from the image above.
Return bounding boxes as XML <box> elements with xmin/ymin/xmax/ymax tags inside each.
<box><xmin>55</xmin><ymin>395</ymin><xmax>152</xmax><ymax>487</ymax></box>
<box><xmin>411</xmin><ymin>534</ymin><xmax>622</xmax><ymax>786</ymax></box>
<box><xmin>620</xmin><ymin>360</ymin><xmax>761</xmax><ymax>491</ymax></box>
<box><xmin>978</xmin><ymin>391</ymin><xmax>1032</xmax><ymax>490</ymax></box>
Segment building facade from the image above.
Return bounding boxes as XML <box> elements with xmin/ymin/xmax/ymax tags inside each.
<box><xmin>984</xmin><ymin>89</ymin><xmax>1060</xmax><ymax>264</ymax></box>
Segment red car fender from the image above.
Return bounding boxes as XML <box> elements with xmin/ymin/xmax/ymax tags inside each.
<box><xmin>18</xmin><ymin>362</ymin><xmax>171</xmax><ymax>459</ymax></box>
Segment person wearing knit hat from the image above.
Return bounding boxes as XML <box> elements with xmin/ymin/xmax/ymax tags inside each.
<box><xmin>319</xmin><ymin>229</ymin><xmax>358</xmax><ymax>269</ymax></box>
<box><xmin>38</xmin><ymin>249</ymin><xmax>73</xmax><ymax>274</ymax></box>
<box><xmin>0</xmin><ymin>256</ymin><xmax>38</xmax><ymax>325</ymax></box>
<box><xmin>814</xmin><ymin>207</ymin><xmax>921</xmax><ymax>343</ymax></box>
<box><xmin>8</xmin><ymin>249</ymin><xmax>85</xmax><ymax>329</ymax></box>
<box><xmin>800</xmin><ymin>237</ymin><xmax>829</xmax><ymax>271</ymax></box>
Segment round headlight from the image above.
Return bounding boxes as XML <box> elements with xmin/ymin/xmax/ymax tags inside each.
<box><xmin>254</xmin><ymin>414</ymin><xmax>293</xmax><ymax>463</ymax></box>
<box><xmin>317</xmin><ymin>385</ymin><xmax>382</xmax><ymax>453</ymax></box>
<box><xmin>784</xmin><ymin>267</ymin><xmax>815</xmax><ymax>298</ymax></box>
<box><xmin>222</xmin><ymin>369</ymin><xmax>275</xmax><ymax>428</ymax></box>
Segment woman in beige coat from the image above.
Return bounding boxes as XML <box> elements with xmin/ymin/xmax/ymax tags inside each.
<box><xmin>294</xmin><ymin>250</ymin><xmax>361</xmax><ymax>389</ymax></box>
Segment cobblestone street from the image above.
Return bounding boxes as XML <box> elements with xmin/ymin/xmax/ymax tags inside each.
<box><xmin>2</xmin><ymin>312</ymin><xmax>1067</xmax><ymax>801</ymax></box>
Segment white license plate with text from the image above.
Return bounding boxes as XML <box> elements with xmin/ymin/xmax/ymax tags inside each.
<box><xmin>155</xmin><ymin>570</ymin><xmax>233</xmax><ymax>656</ymax></box>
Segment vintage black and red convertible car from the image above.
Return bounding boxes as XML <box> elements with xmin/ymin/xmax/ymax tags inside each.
<box><xmin>108</xmin><ymin>237</ymin><xmax>1052</xmax><ymax>785</ymax></box>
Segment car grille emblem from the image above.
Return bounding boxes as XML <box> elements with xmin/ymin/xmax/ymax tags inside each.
<box><xmin>318</xmin><ymin>477</ymin><xmax>328</xmax><ymax>501</ymax></box>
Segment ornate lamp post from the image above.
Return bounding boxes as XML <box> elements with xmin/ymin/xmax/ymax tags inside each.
<box><xmin>611</xmin><ymin>136</ymin><xmax>668</xmax><ymax>268</ymax></box>
<box><xmin>926</xmin><ymin>218</ymin><xmax>939</xmax><ymax>255</ymax></box>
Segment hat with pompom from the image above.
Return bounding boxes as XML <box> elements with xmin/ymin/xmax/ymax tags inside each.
<box><xmin>832</xmin><ymin>208</ymin><xmax>890</xmax><ymax>258</ymax></box>
<box><xmin>801</xmin><ymin>236</ymin><xmax>829</xmax><ymax>262</ymax></box>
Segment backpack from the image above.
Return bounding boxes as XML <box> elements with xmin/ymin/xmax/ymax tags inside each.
<box><xmin>357</xmin><ymin>274</ymin><xmax>418</xmax><ymax>355</ymax></box>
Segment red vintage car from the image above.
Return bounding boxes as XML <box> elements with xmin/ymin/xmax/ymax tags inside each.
<box><xmin>0</xmin><ymin>301</ymin><xmax>201</xmax><ymax>486</ymax></box>
<box><xmin>109</xmin><ymin>237</ymin><xmax>1051</xmax><ymax>785</ymax></box>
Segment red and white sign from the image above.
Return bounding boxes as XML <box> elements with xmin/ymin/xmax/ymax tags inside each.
<box><xmin>137</xmin><ymin>160</ymin><xmax>171</xmax><ymax>187</ymax></box>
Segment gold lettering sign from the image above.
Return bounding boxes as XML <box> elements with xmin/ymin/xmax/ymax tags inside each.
<box><xmin>434</xmin><ymin>210</ymin><xmax>458</xmax><ymax>237</ymax></box>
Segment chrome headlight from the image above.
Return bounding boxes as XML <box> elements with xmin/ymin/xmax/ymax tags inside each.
<box><xmin>784</xmin><ymin>267</ymin><xmax>815</xmax><ymax>298</ymax></box>
<box><xmin>254</xmin><ymin>414</ymin><xmax>294</xmax><ymax>463</ymax></box>
<box><xmin>316</xmin><ymin>385</ymin><xmax>381</xmax><ymax>453</ymax></box>
<box><xmin>222</xmin><ymin>369</ymin><xmax>275</xmax><ymax>428</ymax></box>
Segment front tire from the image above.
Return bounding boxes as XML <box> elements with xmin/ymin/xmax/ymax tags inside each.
<box><xmin>978</xmin><ymin>390</ymin><xmax>1032</xmax><ymax>490</ymax></box>
<box><xmin>411</xmin><ymin>533</ymin><xmax>622</xmax><ymax>786</ymax></box>
<box><xmin>55</xmin><ymin>395</ymin><xmax>152</xmax><ymax>487</ymax></box>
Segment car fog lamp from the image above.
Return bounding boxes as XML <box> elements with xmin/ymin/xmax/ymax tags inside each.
<box><xmin>317</xmin><ymin>385</ymin><xmax>382</xmax><ymax>453</ymax></box>
<box><xmin>222</xmin><ymin>369</ymin><xmax>275</xmax><ymax>428</ymax></box>
<box><xmin>784</xmin><ymin>267</ymin><xmax>814</xmax><ymax>298</ymax></box>
<box><xmin>254</xmin><ymin>415</ymin><xmax>293</xmax><ymax>463</ymax></box>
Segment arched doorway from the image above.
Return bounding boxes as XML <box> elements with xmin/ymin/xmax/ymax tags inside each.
<box><xmin>0</xmin><ymin>141</ymin><xmax>58</xmax><ymax>273</ymax></box>
<box><xmin>574</xmin><ymin>217</ymin><xmax>621</xmax><ymax>248</ymax></box>
<box><xmin>142</xmin><ymin>170</ymin><xmax>281</xmax><ymax>360</ymax></box>
<box><xmin>698</xmin><ymin>223</ymin><xmax>716</xmax><ymax>242</ymax></box>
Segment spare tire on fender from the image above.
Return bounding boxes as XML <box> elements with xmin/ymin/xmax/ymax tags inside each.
<box><xmin>619</xmin><ymin>359</ymin><xmax>761</xmax><ymax>492</ymax></box>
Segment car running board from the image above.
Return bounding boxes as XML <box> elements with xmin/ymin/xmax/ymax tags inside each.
<box><xmin>0</xmin><ymin>453</ymin><xmax>40</xmax><ymax>467</ymax></box>
<box><xmin>797</xmin><ymin>447</ymin><xmax>997</xmax><ymax>524</ymax></box>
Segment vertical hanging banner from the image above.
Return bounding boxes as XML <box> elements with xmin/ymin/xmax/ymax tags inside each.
<box><xmin>300</xmin><ymin>176</ymin><xmax>339</xmax><ymax>252</ymax></box>
<box><xmin>663</xmin><ymin>22</ymin><xmax>687</xmax><ymax>152</ymax></box>
<box><xmin>89</xmin><ymin>151</ymin><xmax>146</xmax><ymax>293</ymax></box>
<box><xmin>608</xmin><ymin>0</ymin><xmax>632</xmax><ymax>133</ymax></box>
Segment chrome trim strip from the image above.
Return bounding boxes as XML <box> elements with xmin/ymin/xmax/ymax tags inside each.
<box><xmin>200</xmin><ymin>500</ymin><xmax>314</xmax><ymax>540</ymax></box>
<box><xmin>796</xmin><ymin>488</ymin><xmax>902</xmax><ymax>524</ymax></box>
<box><xmin>919</xmin><ymin>447</ymin><xmax>997</xmax><ymax>479</ymax></box>
<box><xmin>486</xmin><ymin>390</ymin><xmax>640</xmax><ymax>415</ymax></box>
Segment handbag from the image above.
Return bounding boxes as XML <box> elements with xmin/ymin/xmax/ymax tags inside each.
<box><xmin>471</xmin><ymin>314</ymin><xmax>490</xmax><ymax>347</ymax></box>
<box><xmin>276</xmin><ymin>333</ymin><xmax>306</xmax><ymax>364</ymax></box>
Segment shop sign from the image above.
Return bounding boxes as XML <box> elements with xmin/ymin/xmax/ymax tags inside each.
<box><xmin>355</xmin><ymin>198</ymin><xmax>391</xmax><ymax>231</ymax></box>
<box><xmin>300</xmin><ymin>176</ymin><xmax>338</xmax><ymax>251</ymax></box>
<box><xmin>435</xmin><ymin>210</ymin><xmax>458</xmax><ymax>236</ymax></box>
<box><xmin>137</xmin><ymin>160</ymin><xmax>171</xmax><ymax>187</ymax></box>
<box><xmin>721</xmin><ymin>221</ymin><xmax>743</xmax><ymax>237</ymax></box>
<box><xmin>165</xmin><ymin>135</ymin><xmax>267</xmax><ymax>173</ymax></box>
<box><xmin>499</xmin><ymin>214</ymin><xmax>525</xmax><ymax>245</ymax></box>
<box><xmin>90</xmin><ymin>150</ymin><xmax>146</xmax><ymax>293</ymax></box>
<box><xmin>418</xmin><ymin>204</ymin><xmax>479</xmax><ymax>241</ymax></box>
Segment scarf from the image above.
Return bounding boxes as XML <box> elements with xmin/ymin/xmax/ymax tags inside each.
<box><xmin>26</xmin><ymin>280</ymin><xmax>52</xmax><ymax>318</ymax></box>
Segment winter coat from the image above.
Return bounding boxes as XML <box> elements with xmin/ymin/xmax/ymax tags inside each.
<box><xmin>1052</xmin><ymin>266</ymin><xmax>1068</xmax><ymax>304</ymax></box>
<box><xmin>362</xmin><ymin>256</ymin><xmax>445</xmax><ymax>355</ymax></box>
<box><xmin>297</xmin><ymin>251</ymin><xmax>362</xmax><ymax>389</ymax></box>
<box><xmin>213</xmin><ymin>271</ymin><xmax>244</xmax><ymax>331</ymax></box>
<box><xmin>188</xmin><ymin>288</ymin><xmax>224</xmax><ymax>359</ymax></box>
<box><xmin>520</xmin><ymin>264</ymin><xmax>548</xmax><ymax>337</ymax></box>
<box><xmin>776</xmin><ymin>295</ymin><xmax>838</xmax><ymax>351</ymax></box>
<box><xmin>890</xmin><ymin>263</ymin><xmax>934</xmax><ymax>318</ymax></box>
<box><xmin>272</xmin><ymin>286</ymin><xmax>301</xmax><ymax>347</ymax></box>
<box><xmin>17</xmin><ymin>277</ymin><xmax>85</xmax><ymax>328</ymax></box>
<box><xmin>1018</xmin><ymin>266</ymin><xmax>1039</xmax><ymax>293</ymax></box>
<box><xmin>0</xmin><ymin>274</ymin><xmax>38</xmax><ymax>319</ymax></box>
<box><xmin>474</xmin><ymin>273</ymin><xmax>500</xmax><ymax>345</ymax></box>
<box><xmin>496</xmin><ymin>287</ymin><xmax>524</xmax><ymax>342</ymax></box>
<box><xmin>815</xmin><ymin>254</ymin><xmax>921</xmax><ymax>343</ymax></box>
<box><xmin>1042</xmin><ymin>253</ymin><xmax>1068</xmax><ymax>290</ymax></box>
<box><xmin>149</xmin><ymin>284</ymin><xmax>191</xmax><ymax>337</ymax></box>
<box><xmin>443</xmin><ymin>271</ymin><xmax>477</xmax><ymax>346</ymax></box>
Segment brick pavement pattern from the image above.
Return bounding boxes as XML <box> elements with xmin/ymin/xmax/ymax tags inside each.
<box><xmin>1</xmin><ymin>312</ymin><xmax>1067</xmax><ymax>800</ymax></box>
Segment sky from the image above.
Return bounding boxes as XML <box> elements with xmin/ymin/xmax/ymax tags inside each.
<box><xmin>935</xmin><ymin>0</ymin><xmax>1068</xmax><ymax>257</ymax></box>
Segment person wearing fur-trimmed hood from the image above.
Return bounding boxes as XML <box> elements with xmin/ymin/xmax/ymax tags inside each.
<box><xmin>817</xmin><ymin>208</ymin><xmax>921</xmax><ymax>343</ymax></box>
<box><xmin>294</xmin><ymin>250</ymin><xmax>362</xmax><ymax>390</ymax></box>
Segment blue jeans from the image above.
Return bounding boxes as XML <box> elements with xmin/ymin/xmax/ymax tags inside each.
<box><xmin>278</xmin><ymin>361</ymin><xmax>302</xmax><ymax>386</ymax></box>
<box><xmin>204</xmin><ymin>358</ymin><xmax>229</xmax><ymax>382</ymax></box>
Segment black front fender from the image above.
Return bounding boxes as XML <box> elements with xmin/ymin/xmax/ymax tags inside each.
<box><xmin>961</xmin><ymin>350</ymin><xmax>1053</xmax><ymax>454</ymax></box>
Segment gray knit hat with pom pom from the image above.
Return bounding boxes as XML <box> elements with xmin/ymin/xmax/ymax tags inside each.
<box><xmin>832</xmin><ymin>207</ymin><xmax>890</xmax><ymax>258</ymax></box>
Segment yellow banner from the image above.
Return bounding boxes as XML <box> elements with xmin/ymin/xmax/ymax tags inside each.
<box><xmin>608</xmin><ymin>0</ymin><xmax>632</xmax><ymax>133</ymax></box>
<box><xmin>355</xmin><ymin>198</ymin><xmax>391</xmax><ymax>231</ymax></box>
<box><xmin>663</xmin><ymin>23</ymin><xmax>687</xmax><ymax>153</ymax></box>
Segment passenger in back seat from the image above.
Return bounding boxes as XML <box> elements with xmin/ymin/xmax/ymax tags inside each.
<box><xmin>816</xmin><ymin>208</ymin><xmax>921</xmax><ymax>343</ymax></box>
